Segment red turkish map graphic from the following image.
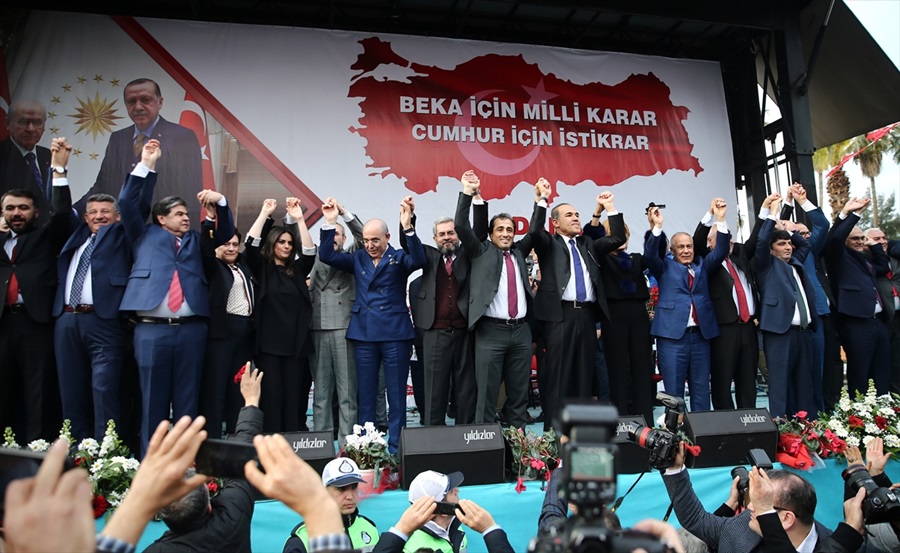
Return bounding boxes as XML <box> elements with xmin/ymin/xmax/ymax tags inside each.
<box><xmin>349</xmin><ymin>37</ymin><xmax>702</xmax><ymax>200</ymax></box>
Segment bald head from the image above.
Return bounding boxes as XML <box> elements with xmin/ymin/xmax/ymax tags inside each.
<box><xmin>362</xmin><ymin>218</ymin><xmax>390</xmax><ymax>259</ymax></box>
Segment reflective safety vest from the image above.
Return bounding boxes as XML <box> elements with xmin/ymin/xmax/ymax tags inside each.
<box><xmin>403</xmin><ymin>527</ymin><xmax>467</xmax><ymax>553</ymax></box>
<box><xmin>291</xmin><ymin>512</ymin><xmax>379</xmax><ymax>552</ymax></box>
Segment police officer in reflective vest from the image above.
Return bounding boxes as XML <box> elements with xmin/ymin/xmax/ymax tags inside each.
<box><xmin>283</xmin><ymin>457</ymin><xmax>379</xmax><ymax>553</ymax></box>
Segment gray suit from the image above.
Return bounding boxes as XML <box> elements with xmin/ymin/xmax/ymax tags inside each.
<box><xmin>308</xmin><ymin>215</ymin><xmax>364</xmax><ymax>440</ymax></box>
<box><xmin>454</xmin><ymin>192</ymin><xmax>534</xmax><ymax>428</ymax></box>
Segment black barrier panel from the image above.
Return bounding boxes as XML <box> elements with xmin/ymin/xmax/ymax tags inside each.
<box><xmin>400</xmin><ymin>424</ymin><xmax>505</xmax><ymax>489</ymax></box>
<box><xmin>612</xmin><ymin>414</ymin><xmax>651</xmax><ymax>474</ymax></box>
<box><xmin>280</xmin><ymin>431</ymin><xmax>335</xmax><ymax>475</ymax></box>
<box><xmin>682</xmin><ymin>409</ymin><xmax>777</xmax><ymax>469</ymax></box>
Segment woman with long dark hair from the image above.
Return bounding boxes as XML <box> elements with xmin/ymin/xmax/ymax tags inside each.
<box><xmin>244</xmin><ymin>198</ymin><xmax>316</xmax><ymax>432</ymax></box>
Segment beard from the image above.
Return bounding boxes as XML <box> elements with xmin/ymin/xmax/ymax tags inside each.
<box><xmin>437</xmin><ymin>241</ymin><xmax>460</xmax><ymax>256</ymax></box>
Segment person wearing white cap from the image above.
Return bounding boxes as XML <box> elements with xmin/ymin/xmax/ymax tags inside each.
<box><xmin>372</xmin><ymin>470</ymin><xmax>514</xmax><ymax>553</ymax></box>
<box><xmin>284</xmin><ymin>457</ymin><xmax>380</xmax><ymax>553</ymax></box>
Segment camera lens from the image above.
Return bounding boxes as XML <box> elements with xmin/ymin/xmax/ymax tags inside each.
<box><xmin>841</xmin><ymin>464</ymin><xmax>878</xmax><ymax>495</ymax></box>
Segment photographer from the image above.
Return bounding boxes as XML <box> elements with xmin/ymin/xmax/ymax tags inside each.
<box><xmin>144</xmin><ymin>366</ymin><xmax>264</xmax><ymax>553</ymax></box>
<box><xmin>660</xmin><ymin>442</ymin><xmax>836</xmax><ymax>551</ymax></box>
<box><xmin>845</xmin><ymin>439</ymin><xmax>900</xmax><ymax>552</ymax></box>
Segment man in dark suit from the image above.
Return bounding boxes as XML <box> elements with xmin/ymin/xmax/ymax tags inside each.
<box><xmin>454</xmin><ymin>171</ymin><xmax>534</xmax><ymax>429</ymax></box>
<box><xmin>402</xmin><ymin>201</ymin><xmax>479</xmax><ymax>427</ymax></box>
<box><xmin>119</xmin><ymin>139</ymin><xmax>234</xmax><ymax>455</ymax></box>
<box><xmin>318</xmin><ymin>198</ymin><xmax>425</xmax><ymax>453</ymax></box>
<box><xmin>53</xmin><ymin>185</ymin><xmax>133</xmax><ymax>440</ymax></box>
<box><xmin>825</xmin><ymin>197</ymin><xmax>891</xmax><ymax>396</ymax></box>
<box><xmin>868</xmin><ymin>227</ymin><xmax>900</xmax><ymax>394</ymax></box>
<box><xmin>753</xmin><ymin>194</ymin><xmax>818</xmax><ymax>419</ymax></box>
<box><xmin>0</xmin><ymin>100</ymin><xmax>52</xmax><ymax>226</ymax></box>
<box><xmin>199</xmin><ymin>206</ymin><xmax>256</xmax><ymax>438</ymax></box>
<box><xmin>644</xmin><ymin>200</ymin><xmax>729</xmax><ymax>411</ymax></box>
<box><xmin>529</xmin><ymin>179</ymin><xmax>625</xmax><ymax>430</ymax></box>
<box><xmin>80</xmin><ymin>79</ymin><xmax>202</xmax><ymax>219</ymax></box>
<box><xmin>308</xmin><ymin>197</ymin><xmax>364</xmax><ymax>442</ymax></box>
<box><xmin>692</xmin><ymin>198</ymin><xmax>762</xmax><ymax>410</ymax></box>
<box><xmin>1</xmin><ymin>137</ymin><xmax>78</xmax><ymax>441</ymax></box>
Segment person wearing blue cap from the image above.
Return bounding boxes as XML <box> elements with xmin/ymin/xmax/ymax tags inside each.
<box><xmin>284</xmin><ymin>457</ymin><xmax>380</xmax><ymax>553</ymax></box>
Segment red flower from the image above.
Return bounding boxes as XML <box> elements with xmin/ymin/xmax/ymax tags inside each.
<box><xmin>684</xmin><ymin>443</ymin><xmax>702</xmax><ymax>457</ymax></box>
<box><xmin>876</xmin><ymin>416</ymin><xmax>888</xmax><ymax>430</ymax></box>
<box><xmin>515</xmin><ymin>477</ymin><xmax>526</xmax><ymax>494</ymax></box>
<box><xmin>233</xmin><ymin>364</ymin><xmax>247</xmax><ymax>384</ymax></box>
<box><xmin>795</xmin><ymin>411</ymin><xmax>808</xmax><ymax>420</ymax></box>
<box><xmin>207</xmin><ymin>481</ymin><xmax>219</xmax><ymax>494</ymax></box>
<box><xmin>74</xmin><ymin>457</ymin><xmax>84</xmax><ymax>467</ymax></box>
<box><xmin>807</xmin><ymin>431</ymin><xmax>818</xmax><ymax>441</ymax></box>
<box><xmin>529</xmin><ymin>458</ymin><xmax>546</xmax><ymax>471</ymax></box>
<box><xmin>779</xmin><ymin>433</ymin><xmax>802</xmax><ymax>456</ymax></box>
<box><xmin>848</xmin><ymin>415</ymin><xmax>864</xmax><ymax>428</ymax></box>
<box><xmin>545</xmin><ymin>470</ymin><xmax>553</xmax><ymax>482</ymax></box>
<box><xmin>92</xmin><ymin>494</ymin><xmax>108</xmax><ymax>518</ymax></box>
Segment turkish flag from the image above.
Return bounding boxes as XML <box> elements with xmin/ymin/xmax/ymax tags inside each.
<box><xmin>179</xmin><ymin>92</ymin><xmax>216</xmax><ymax>191</ymax></box>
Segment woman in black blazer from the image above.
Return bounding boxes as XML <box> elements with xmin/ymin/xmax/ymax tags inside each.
<box><xmin>244</xmin><ymin>198</ymin><xmax>316</xmax><ymax>432</ymax></box>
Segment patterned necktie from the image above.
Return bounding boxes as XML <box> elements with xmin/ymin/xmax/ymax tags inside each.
<box><xmin>568</xmin><ymin>239</ymin><xmax>587</xmax><ymax>302</ymax></box>
<box><xmin>504</xmin><ymin>251</ymin><xmax>518</xmax><ymax>318</ymax></box>
<box><xmin>5</xmin><ymin>240</ymin><xmax>19</xmax><ymax>305</ymax></box>
<box><xmin>25</xmin><ymin>152</ymin><xmax>44</xmax><ymax>197</ymax></box>
<box><xmin>133</xmin><ymin>133</ymin><xmax>146</xmax><ymax>157</ymax></box>
<box><xmin>69</xmin><ymin>235</ymin><xmax>96</xmax><ymax>307</ymax></box>
<box><xmin>725</xmin><ymin>258</ymin><xmax>751</xmax><ymax>323</ymax></box>
<box><xmin>226</xmin><ymin>265</ymin><xmax>252</xmax><ymax>316</ymax></box>
<box><xmin>444</xmin><ymin>254</ymin><xmax>453</xmax><ymax>275</ymax></box>
<box><xmin>168</xmin><ymin>237</ymin><xmax>184</xmax><ymax>312</ymax></box>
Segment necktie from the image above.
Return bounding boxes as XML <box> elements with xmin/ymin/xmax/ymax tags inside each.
<box><xmin>444</xmin><ymin>254</ymin><xmax>453</xmax><ymax>276</ymax></box>
<box><xmin>687</xmin><ymin>266</ymin><xmax>699</xmax><ymax>325</ymax></box>
<box><xmin>69</xmin><ymin>235</ymin><xmax>96</xmax><ymax>307</ymax></box>
<box><xmin>725</xmin><ymin>258</ymin><xmax>751</xmax><ymax>323</ymax></box>
<box><xmin>25</xmin><ymin>152</ymin><xmax>44</xmax><ymax>197</ymax></box>
<box><xmin>5</xmin><ymin>242</ymin><xmax>19</xmax><ymax>305</ymax></box>
<box><xmin>168</xmin><ymin>237</ymin><xmax>184</xmax><ymax>312</ymax></box>
<box><xmin>866</xmin><ymin>260</ymin><xmax>885</xmax><ymax>311</ymax></box>
<box><xmin>133</xmin><ymin>133</ymin><xmax>146</xmax><ymax>157</ymax></box>
<box><xmin>504</xmin><ymin>251</ymin><xmax>518</xmax><ymax>318</ymax></box>
<box><xmin>568</xmin><ymin>239</ymin><xmax>587</xmax><ymax>302</ymax></box>
<box><xmin>791</xmin><ymin>268</ymin><xmax>810</xmax><ymax>329</ymax></box>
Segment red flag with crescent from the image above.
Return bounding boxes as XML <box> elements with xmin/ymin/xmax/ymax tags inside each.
<box><xmin>179</xmin><ymin>92</ymin><xmax>216</xmax><ymax>190</ymax></box>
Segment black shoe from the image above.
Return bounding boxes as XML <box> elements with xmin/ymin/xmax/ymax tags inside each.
<box><xmin>377</xmin><ymin>425</ymin><xmax>389</xmax><ymax>434</ymax></box>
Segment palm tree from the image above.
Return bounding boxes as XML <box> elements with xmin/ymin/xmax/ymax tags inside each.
<box><xmin>826</xmin><ymin>168</ymin><xmax>850</xmax><ymax>221</ymax></box>
<box><xmin>812</xmin><ymin>140</ymin><xmax>850</xmax><ymax>206</ymax></box>
<box><xmin>850</xmin><ymin>134</ymin><xmax>887</xmax><ymax>227</ymax></box>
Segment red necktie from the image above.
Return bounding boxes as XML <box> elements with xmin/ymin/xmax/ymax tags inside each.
<box><xmin>688</xmin><ymin>268</ymin><xmax>699</xmax><ymax>325</ymax></box>
<box><xmin>725</xmin><ymin>258</ymin><xmax>751</xmax><ymax>323</ymax></box>
<box><xmin>444</xmin><ymin>254</ymin><xmax>453</xmax><ymax>275</ymax></box>
<box><xmin>504</xmin><ymin>251</ymin><xmax>518</xmax><ymax>318</ymax></box>
<box><xmin>5</xmin><ymin>243</ymin><xmax>19</xmax><ymax>305</ymax></box>
<box><xmin>167</xmin><ymin>237</ymin><xmax>184</xmax><ymax>312</ymax></box>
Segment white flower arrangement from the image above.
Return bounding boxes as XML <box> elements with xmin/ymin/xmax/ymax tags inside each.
<box><xmin>818</xmin><ymin>380</ymin><xmax>900</xmax><ymax>458</ymax></box>
<box><xmin>341</xmin><ymin>421</ymin><xmax>397</xmax><ymax>471</ymax></box>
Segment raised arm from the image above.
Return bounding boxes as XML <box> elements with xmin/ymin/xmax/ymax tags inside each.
<box><xmin>642</xmin><ymin>204</ymin><xmax>666</xmax><ymax>278</ymax></box>
<box><xmin>454</xmin><ymin>171</ymin><xmax>485</xmax><ymax>258</ymax></box>
<box><xmin>589</xmin><ymin>192</ymin><xmax>626</xmax><ymax>256</ymax></box>
<box><xmin>119</xmin><ymin>139</ymin><xmax>161</xmax><ymax>246</ymax></box>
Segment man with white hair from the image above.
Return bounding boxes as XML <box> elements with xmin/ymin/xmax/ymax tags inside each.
<box><xmin>284</xmin><ymin>457</ymin><xmax>380</xmax><ymax>553</ymax></box>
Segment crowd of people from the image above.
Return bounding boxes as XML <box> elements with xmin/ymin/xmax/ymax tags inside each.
<box><xmin>2</xmin><ymin>93</ymin><xmax>900</xmax><ymax>455</ymax></box>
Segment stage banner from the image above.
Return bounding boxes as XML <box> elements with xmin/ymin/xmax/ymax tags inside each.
<box><xmin>9</xmin><ymin>11</ymin><xmax>735</xmax><ymax>237</ymax></box>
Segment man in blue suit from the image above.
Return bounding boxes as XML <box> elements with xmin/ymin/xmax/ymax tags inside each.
<box><xmin>53</xmin><ymin>186</ymin><xmax>134</xmax><ymax>440</ymax></box>
<box><xmin>753</xmin><ymin>194</ymin><xmax>818</xmax><ymax>419</ymax></box>
<box><xmin>825</xmin><ymin>197</ymin><xmax>891</xmax><ymax>396</ymax></box>
<box><xmin>778</xmin><ymin>182</ymin><xmax>833</xmax><ymax>412</ymax></box>
<box><xmin>644</xmin><ymin>199</ymin><xmax>730</xmax><ymax>411</ymax></box>
<box><xmin>318</xmin><ymin>198</ymin><xmax>425</xmax><ymax>453</ymax></box>
<box><xmin>119</xmin><ymin>139</ymin><xmax>234</xmax><ymax>455</ymax></box>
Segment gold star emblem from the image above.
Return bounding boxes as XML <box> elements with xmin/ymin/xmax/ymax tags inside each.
<box><xmin>63</xmin><ymin>84</ymin><xmax>72</xmax><ymax>93</ymax></box>
<box><xmin>51</xmin><ymin>96</ymin><xmax>62</xmax><ymax>104</ymax></box>
<box><xmin>110</xmin><ymin>79</ymin><xmax>120</xmax><ymax>87</ymax></box>
<box><xmin>72</xmin><ymin>148</ymin><xmax>83</xmax><ymax>157</ymax></box>
<box><xmin>93</xmin><ymin>74</ymin><xmax>104</xmax><ymax>83</ymax></box>
<box><xmin>68</xmin><ymin>92</ymin><xmax>122</xmax><ymax>141</ymax></box>
<box><xmin>48</xmin><ymin>111</ymin><xmax>57</xmax><ymax>119</ymax></box>
<box><xmin>49</xmin><ymin>126</ymin><xmax>60</xmax><ymax>134</ymax></box>
<box><xmin>77</xmin><ymin>76</ymin><xmax>86</xmax><ymax>85</ymax></box>
<box><xmin>89</xmin><ymin>152</ymin><xmax>99</xmax><ymax>160</ymax></box>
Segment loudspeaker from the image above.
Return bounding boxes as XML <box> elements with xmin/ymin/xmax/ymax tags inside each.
<box><xmin>682</xmin><ymin>409</ymin><xmax>777</xmax><ymax>468</ymax></box>
<box><xmin>400</xmin><ymin>424</ymin><xmax>505</xmax><ymax>489</ymax></box>
<box><xmin>280</xmin><ymin>431</ymin><xmax>335</xmax><ymax>475</ymax></box>
<box><xmin>612</xmin><ymin>414</ymin><xmax>651</xmax><ymax>474</ymax></box>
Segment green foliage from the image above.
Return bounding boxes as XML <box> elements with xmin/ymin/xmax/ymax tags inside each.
<box><xmin>857</xmin><ymin>192</ymin><xmax>900</xmax><ymax>238</ymax></box>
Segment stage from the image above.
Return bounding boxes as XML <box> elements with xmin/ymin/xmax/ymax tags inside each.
<box><xmin>101</xmin><ymin>458</ymin><xmax>898</xmax><ymax>552</ymax></box>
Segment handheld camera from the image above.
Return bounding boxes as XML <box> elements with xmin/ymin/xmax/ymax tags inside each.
<box><xmin>626</xmin><ymin>393</ymin><xmax>685</xmax><ymax>470</ymax></box>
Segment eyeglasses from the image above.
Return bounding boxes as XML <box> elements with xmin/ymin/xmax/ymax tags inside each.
<box><xmin>799</xmin><ymin>231</ymin><xmax>811</xmax><ymax>237</ymax></box>
<box><xmin>847</xmin><ymin>236</ymin><xmax>865</xmax><ymax>242</ymax></box>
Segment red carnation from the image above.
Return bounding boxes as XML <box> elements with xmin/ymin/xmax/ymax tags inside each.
<box><xmin>848</xmin><ymin>415</ymin><xmax>865</xmax><ymax>428</ymax></box>
<box><xmin>207</xmin><ymin>481</ymin><xmax>219</xmax><ymax>494</ymax></box>
<box><xmin>515</xmin><ymin>477</ymin><xmax>527</xmax><ymax>494</ymax></box>
<box><xmin>795</xmin><ymin>411</ymin><xmax>808</xmax><ymax>420</ymax></box>
<box><xmin>233</xmin><ymin>364</ymin><xmax>247</xmax><ymax>384</ymax></box>
<box><xmin>92</xmin><ymin>494</ymin><xmax>108</xmax><ymax>518</ymax></box>
<box><xmin>875</xmin><ymin>416</ymin><xmax>888</xmax><ymax>430</ymax></box>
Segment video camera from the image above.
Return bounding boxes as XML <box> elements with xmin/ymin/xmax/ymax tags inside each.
<box><xmin>644</xmin><ymin>202</ymin><xmax>666</xmax><ymax>215</ymax></box>
<box><xmin>528</xmin><ymin>403</ymin><xmax>675</xmax><ymax>553</ymax></box>
<box><xmin>841</xmin><ymin>464</ymin><xmax>900</xmax><ymax>524</ymax></box>
<box><xmin>626</xmin><ymin>393</ymin><xmax>685</xmax><ymax>470</ymax></box>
